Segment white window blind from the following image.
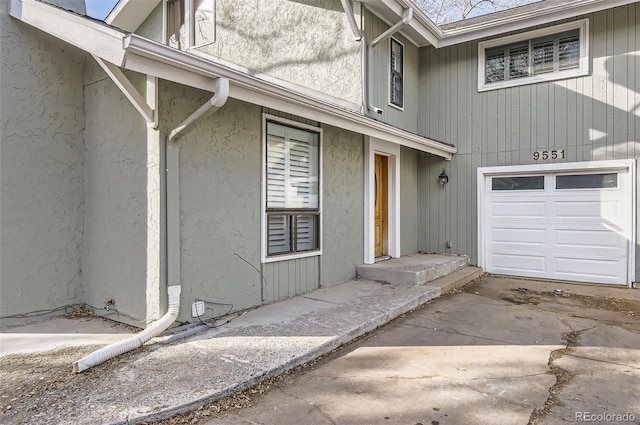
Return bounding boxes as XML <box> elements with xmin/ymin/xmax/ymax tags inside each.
<box><xmin>481</xmin><ymin>24</ymin><xmax>584</xmax><ymax>90</ymax></box>
<box><xmin>266</xmin><ymin>121</ymin><xmax>320</xmax><ymax>256</ymax></box>
<box><xmin>390</xmin><ymin>38</ymin><xmax>404</xmax><ymax>108</ymax></box>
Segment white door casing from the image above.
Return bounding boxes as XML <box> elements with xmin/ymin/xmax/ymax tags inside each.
<box><xmin>364</xmin><ymin>137</ymin><xmax>400</xmax><ymax>264</ymax></box>
<box><xmin>478</xmin><ymin>160</ymin><xmax>636</xmax><ymax>286</ymax></box>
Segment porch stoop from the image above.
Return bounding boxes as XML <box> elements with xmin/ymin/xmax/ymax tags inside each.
<box><xmin>356</xmin><ymin>253</ymin><xmax>474</xmax><ymax>285</ymax></box>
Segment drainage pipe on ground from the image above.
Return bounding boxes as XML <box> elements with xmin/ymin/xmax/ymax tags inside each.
<box><xmin>73</xmin><ymin>285</ymin><xmax>181</xmax><ymax>373</ymax></box>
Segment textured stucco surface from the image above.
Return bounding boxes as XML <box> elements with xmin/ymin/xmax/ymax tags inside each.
<box><xmin>321</xmin><ymin>124</ymin><xmax>364</xmax><ymax>285</ymax></box>
<box><xmin>135</xmin><ymin>2</ymin><xmax>163</xmax><ymax>43</ymax></box>
<box><xmin>0</xmin><ymin>10</ymin><xmax>85</xmax><ymax>325</ymax></box>
<box><xmin>82</xmin><ymin>63</ymin><xmax>153</xmax><ymax>325</ymax></box>
<box><xmin>196</xmin><ymin>0</ymin><xmax>362</xmax><ymax>105</ymax></box>
<box><xmin>163</xmin><ymin>88</ymin><xmax>263</xmax><ymax>322</ymax></box>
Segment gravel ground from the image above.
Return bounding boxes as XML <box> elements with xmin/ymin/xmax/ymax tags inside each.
<box><xmin>1</xmin><ymin>280</ymin><xmax>638</xmax><ymax>425</ymax></box>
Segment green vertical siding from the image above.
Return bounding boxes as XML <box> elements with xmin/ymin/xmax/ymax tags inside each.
<box><xmin>262</xmin><ymin>257</ymin><xmax>320</xmax><ymax>303</ymax></box>
<box><xmin>417</xmin><ymin>3</ymin><xmax>640</xmax><ymax>280</ymax></box>
<box><xmin>363</xmin><ymin>8</ymin><xmax>419</xmax><ymax>133</ymax></box>
<box><xmin>401</xmin><ymin>147</ymin><xmax>419</xmax><ymax>255</ymax></box>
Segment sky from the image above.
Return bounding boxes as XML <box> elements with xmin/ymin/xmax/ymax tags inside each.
<box><xmin>85</xmin><ymin>0</ymin><xmax>118</xmax><ymax>20</ymax></box>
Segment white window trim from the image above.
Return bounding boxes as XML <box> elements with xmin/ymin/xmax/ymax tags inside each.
<box><xmin>163</xmin><ymin>0</ymin><xmax>216</xmax><ymax>50</ymax></box>
<box><xmin>364</xmin><ymin>137</ymin><xmax>401</xmax><ymax>264</ymax></box>
<box><xmin>478</xmin><ymin>19</ymin><xmax>589</xmax><ymax>92</ymax></box>
<box><xmin>261</xmin><ymin>114</ymin><xmax>323</xmax><ymax>264</ymax></box>
<box><xmin>477</xmin><ymin>159</ymin><xmax>636</xmax><ymax>287</ymax></box>
<box><xmin>388</xmin><ymin>37</ymin><xmax>405</xmax><ymax>111</ymax></box>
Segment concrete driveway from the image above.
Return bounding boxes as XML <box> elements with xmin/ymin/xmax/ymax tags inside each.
<box><xmin>204</xmin><ymin>276</ymin><xmax>640</xmax><ymax>425</ymax></box>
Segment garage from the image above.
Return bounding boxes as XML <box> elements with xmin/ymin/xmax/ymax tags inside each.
<box><xmin>478</xmin><ymin>160</ymin><xmax>636</xmax><ymax>286</ymax></box>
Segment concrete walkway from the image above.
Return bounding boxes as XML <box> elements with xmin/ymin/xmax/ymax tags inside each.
<box><xmin>0</xmin><ymin>266</ymin><xmax>479</xmax><ymax>425</ymax></box>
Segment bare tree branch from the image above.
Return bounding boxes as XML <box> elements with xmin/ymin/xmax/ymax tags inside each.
<box><xmin>412</xmin><ymin>0</ymin><xmax>540</xmax><ymax>25</ymax></box>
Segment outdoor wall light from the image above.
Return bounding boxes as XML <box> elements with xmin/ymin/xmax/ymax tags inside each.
<box><xmin>438</xmin><ymin>168</ymin><xmax>449</xmax><ymax>185</ymax></box>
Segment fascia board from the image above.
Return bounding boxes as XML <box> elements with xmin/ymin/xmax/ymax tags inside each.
<box><xmin>371</xmin><ymin>0</ymin><xmax>637</xmax><ymax>48</ymax></box>
<box><xmin>123</xmin><ymin>35</ymin><xmax>455</xmax><ymax>158</ymax></box>
<box><xmin>9</xmin><ymin>0</ymin><xmax>127</xmax><ymax>66</ymax></box>
<box><xmin>436</xmin><ymin>0</ymin><xmax>638</xmax><ymax>47</ymax></box>
<box><xmin>106</xmin><ymin>0</ymin><xmax>161</xmax><ymax>32</ymax></box>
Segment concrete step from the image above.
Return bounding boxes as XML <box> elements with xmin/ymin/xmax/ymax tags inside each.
<box><xmin>356</xmin><ymin>253</ymin><xmax>469</xmax><ymax>285</ymax></box>
<box><xmin>432</xmin><ymin>266</ymin><xmax>484</xmax><ymax>294</ymax></box>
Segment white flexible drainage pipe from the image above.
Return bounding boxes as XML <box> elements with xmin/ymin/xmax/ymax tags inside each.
<box><xmin>73</xmin><ymin>285</ymin><xmax>181</xmax><ymax>373</ymax></box>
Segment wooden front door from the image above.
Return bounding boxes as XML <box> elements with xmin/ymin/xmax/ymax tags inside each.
<box><xmin>374</xmin><ymin>154</ymin><xmax>388</xmax><ymax>258</ymax></box>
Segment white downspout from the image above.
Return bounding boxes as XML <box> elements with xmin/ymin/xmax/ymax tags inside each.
<box><xmin>165</xmin><ymin>76</ymin><xmax>229</xmax><ymax>313</ymax></box>
<box><xmin>166</xmin><ymin>77</ymin><xmax>229</xmax><ymax>289</ymax></box>
<box><xmin>73</xmin><ymin>77</ymin><xmax>230</xmax><ymax>373</ymax></box>
<box><xmin>168</xmin><ymin>78</ymin><xmax>230</xmax><ymax>142</ymax></box>
<box><xmin>365</xmin><ymin>7</ymin><xmax>412</xmax><ymax>115</ymax></box>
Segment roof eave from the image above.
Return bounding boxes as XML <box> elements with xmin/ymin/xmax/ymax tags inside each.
<box><xmin>10</xmin><ymin>0</ymin><xmax>455</xmax><ymax>159</ymax></box>
<box><xmin>436</xmin><ymin>0</ymin><xmax>639</xmax><ymax>47</ymax></box>
<box><xmin>124</xmin><ymin>35</ymin><xmax>456</xmax><ymax>158</ymax></box>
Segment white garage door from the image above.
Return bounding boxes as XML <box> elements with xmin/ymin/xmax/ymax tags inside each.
<box><xmin>480</xmin><ymin>161</ymin><xmax>635</xmax><ymax>286</ymax></box>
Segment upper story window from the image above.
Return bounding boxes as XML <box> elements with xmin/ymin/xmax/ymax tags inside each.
<box><xmin>389</xmin><ymin>37</ymin><xmax>404</xmax><ymax>109</ymax></box>
<box><xmin>263</xmin><ymin>117</ymin><xmax>322</xmax><ymax>262</ymax></box>
<box><xmin>478</xmin><ymin>19</ymin><xmax>588</xmax><ymax>92</ymax></box>
<box><xmin>165</xmin><ymin>0</ymin><xmax>215</xmax><ymax>50</ymax></box>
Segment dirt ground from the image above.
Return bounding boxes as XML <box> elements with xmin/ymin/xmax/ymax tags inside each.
<box><xmin>3</xmin><ymin>275</ymin><xmax>637</xmax><ymax>425</ymax></box>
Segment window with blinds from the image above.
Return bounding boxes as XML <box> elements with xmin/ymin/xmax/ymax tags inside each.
<box><xmin>390</xmin><ymin>38</ymin><xmax>404</xmax><ymax>108</ymax></box>
<box><xmin>478</xmin><ymin>20</ymin><xmax>587</xmax><ymax>91</ymax></box>
<box><xmin>265</xmin><ymin>121</ymin><xmax>320</xmax><ymax>257</ymax></box>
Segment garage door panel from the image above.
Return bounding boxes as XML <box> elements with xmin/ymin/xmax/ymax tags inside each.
<box><xmin>491</xmin><ymin>228</ymin><xmax>546</xmax><ymax>245</ymax></box>
<box><xmin>490</xmin><ymin>253</ymin><xmax>546</xmax><ymax>274</ymax></box>
<box><xmin>555</xmin><ymin>257</ymin><xmax>626</xmax><ymax>284</ymax></box>
<box><xmin>554</xmin><ymin>200</ymin><xmax>621</xmax><ymax>219</ymax></box>
<box><xmin>554</xmin><ymin>228</ymin><xmax>626</xmax><ymax>250</ymax></box>
<box><xmin>491</xmin><ymin>201</ymin><xmax>546</xmax><ymax>218</ymax></box>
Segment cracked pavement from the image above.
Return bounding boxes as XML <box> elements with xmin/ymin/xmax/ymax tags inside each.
<box><xmin>204</xmin><ymin>276</ymin><xmax>640</xmax><ymax>425</ymax></box>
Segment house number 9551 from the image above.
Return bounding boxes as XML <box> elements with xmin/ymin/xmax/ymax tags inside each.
<box><xmin>533</xmin><ymin>149</ymin><xmax>565</xmax><ymax>160</ymax></box>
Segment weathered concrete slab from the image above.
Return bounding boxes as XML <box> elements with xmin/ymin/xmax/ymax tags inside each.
<box><xmin>203</xmin><ymin>276</ymin><xmax>640</xmax><ymax>425</ymax></box>
<box><xmin>356</xmin><ymin>253</ymin><xmax>468</xmax><ymax>285</ymax></box>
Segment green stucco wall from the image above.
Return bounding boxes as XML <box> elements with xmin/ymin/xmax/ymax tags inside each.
<box><xmin>0</xmin><ymin>7</ymin><xmax>85</xmax><ymax>326</ymax></box>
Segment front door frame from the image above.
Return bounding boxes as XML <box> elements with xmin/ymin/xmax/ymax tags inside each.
<box><xmin>365</xmin><ymin>137</ymin><xmax>400</xmax><ymax>264</ymax></box>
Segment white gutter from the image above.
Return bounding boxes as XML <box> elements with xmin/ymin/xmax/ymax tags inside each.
<box><xmin>123</xmin><ymin>36</ymin><xmax>456</xmax><ymax>158</ymax></box>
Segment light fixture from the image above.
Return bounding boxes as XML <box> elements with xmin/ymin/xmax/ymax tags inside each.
<box><xmin>438</xmin><ymin>168</ymin><xmax>449</xmax><ymax>185</ymax></box>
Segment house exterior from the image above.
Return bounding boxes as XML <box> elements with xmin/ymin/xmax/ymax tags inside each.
<box><xmin>1</xmin><ymin>0</ymin><xmax>638</xmax><ymax>329</ymax></box>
